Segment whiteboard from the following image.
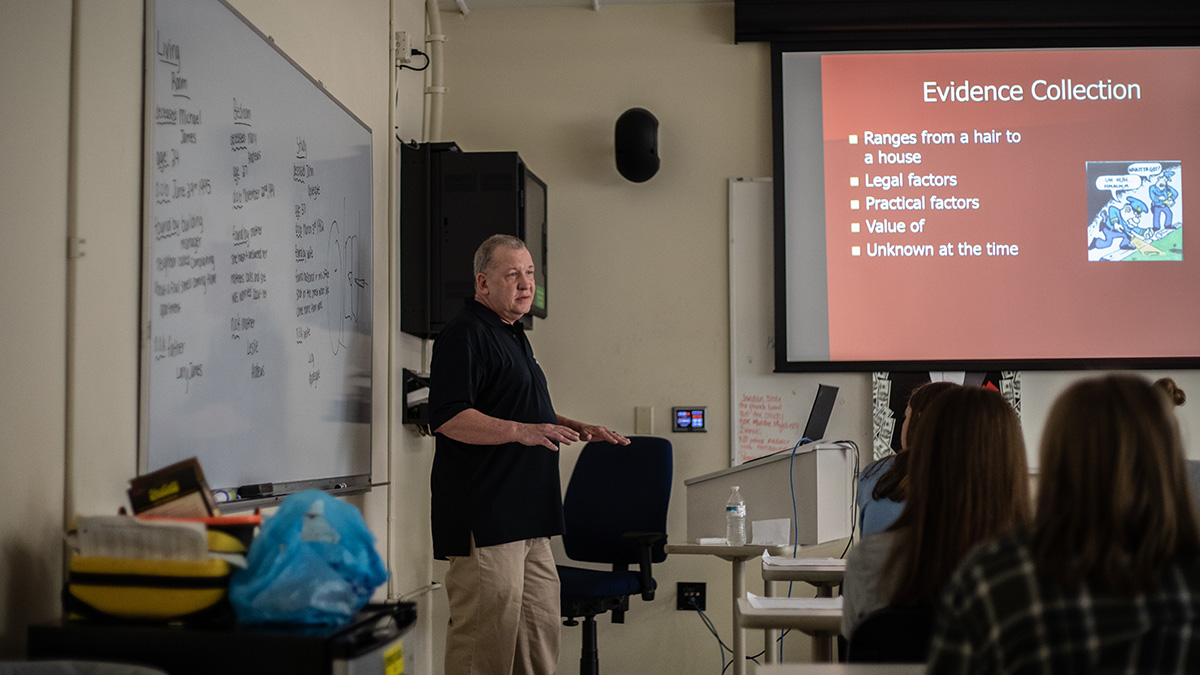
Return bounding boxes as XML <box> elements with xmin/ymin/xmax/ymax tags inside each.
<box><xmin>729</xmin><ymin>178</ymin><xmax>870</xmax><ymax>466</ymax></box>
<box><xmin>729</xmin><ymin>178</ymin><xmax>801</xmax><ymax>463</ymax></box>
<box><xmin>141</xmin><ymin>0</ymin><xmax>373</xmax><ymax>491</ymax></box>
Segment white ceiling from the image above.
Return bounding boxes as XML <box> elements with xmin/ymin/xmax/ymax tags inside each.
<box><xmin>438</xmin><ymin>0</ymin><xmax>722</xmax><ymax>14</ymax></box>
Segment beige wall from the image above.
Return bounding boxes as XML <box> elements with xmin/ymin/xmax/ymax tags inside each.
<box><xmin>435</xmin><ymin>5</ymin><xmax>797</xmax><ymax>673</ymax></box>
<box><xmin>439</xmin><ymin>3</ymin><xmax>770</xmax><ymax>498</ymax></box>
<box><xmin>0</xmin><ymin>0</ymin><xmax>72</xmax><ymax>656</ymax></box>
<box><xmin>68</xmin><ymin>0</ymin><xmax>146</xmax><ymax>520</ymax></box>
<box><xmin>433</xmin><ymin>6</ymin><xmax>1200</xmax><ymax>673</ymax></box>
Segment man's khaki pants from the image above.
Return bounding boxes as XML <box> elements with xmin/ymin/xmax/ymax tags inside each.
<box><xmin>444</xmin><ymin>536</ymin><xmax>560</xmax><ymax>675</ymax></box>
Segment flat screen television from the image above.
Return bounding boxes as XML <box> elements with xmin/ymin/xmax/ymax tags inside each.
<box><xmin>774</xmin><ymin>44</ymin><xmax>1200</xmax><ymax>371</ymax></box>
<box><xmin>400</xmin><ymin>142</ymin><xmax>547</xmax><ymax>338</ymax></box>
<box><xmin>524</xmin><ymin>168</ymin><xmax>548</xmax><ymax>319</ymax></box>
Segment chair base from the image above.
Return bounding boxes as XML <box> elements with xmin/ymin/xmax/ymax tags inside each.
<box><xmin>579</xmin><ymin>614</ymin><xmax>599</xmax><ymax>675</ymax></box>
<box><xmin>562</xmin><ymin>596</ymin><xmax>630</xmax><ymax>675</ymax></box>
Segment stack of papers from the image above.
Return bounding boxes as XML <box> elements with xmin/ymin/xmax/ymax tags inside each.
<box><xmin>746</xmin><ymin>593</ymin><xmax>844</xmax><ymax>610</ymax></box>
<box><xmin>75</xmin><ymin>515</ymin><xmax>208</xmax><ymax>561</ymax></box>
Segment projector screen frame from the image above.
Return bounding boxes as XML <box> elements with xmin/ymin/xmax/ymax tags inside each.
<box><xmin>771</xmin><ymin>32</ymin><xmax>1200</xmax><ymax>373</ymax></box>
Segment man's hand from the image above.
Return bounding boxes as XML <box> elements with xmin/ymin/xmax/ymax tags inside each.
<box><xmin>517</xmin><ymin>423</ymin><xmax>580</xmax><ymax>451</ymax></box>
<box><xmin>436</xmin><ymin>409</ymin><xmax>580</xmax><ymax>450</ymax></box>
<box><xmin>552</xmin><ymin>414</ymin><xmax>630</xmax><ymax>446</ymax></box>
<box><xmin>579</xmin><ymin>424</ymin><xmax>631</xmax><ymax>445</ymax></box>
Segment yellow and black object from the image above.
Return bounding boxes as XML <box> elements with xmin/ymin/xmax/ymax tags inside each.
<box><xmin>64</xmin><ymin>525</ymin><xmax>251</xmax><ymax>624</ymax></box>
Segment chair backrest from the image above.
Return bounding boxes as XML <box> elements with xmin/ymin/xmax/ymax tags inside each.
<box><xmin>846</xmin><ymin>604</ymin><xmax>933</xmax><ymax>663</ymax></box>
<box><xmin>561</xmin><ymin>436</ymin><xmax>672</xmax><ymax>566</ymax></box>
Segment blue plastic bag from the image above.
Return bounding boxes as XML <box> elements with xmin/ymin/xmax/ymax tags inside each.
<box><xmin>229</xmin><ymin>490</ymin><xmax>388</xmax><ymax>625</ymax></box>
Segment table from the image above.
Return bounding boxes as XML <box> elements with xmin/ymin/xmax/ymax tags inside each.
<box><xmin>28</xmin><ymin>602</ymin><xmax>415</xmax><ymax>675</ymax></box>
<box><xmin>736</xmin><ymin>597</ymin><xmax>842</xmax><ymax>663</ymax></box>
<box><xmin>761</xmin><ymin>539</ymin><xmax>848</xmax><ymax>663</ymax></box>
<box><xmin>762</xmin><ymin>559</ymin><xmax>846</xmax><ymax>596</ymax></box>
<box><xmin>664</xmin><ymin>543</ymin><xmax>788</xmax><ymax>675</ymax></box>
<box><xmin>752</xmin><ymin>664</ymin><xmax>925</xmax><ymax>675</ymax></box>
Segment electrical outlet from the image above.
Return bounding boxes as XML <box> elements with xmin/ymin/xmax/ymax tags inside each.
<box><xmin>635</xmin><ymin>406</ymin><xmax>653</xmax><ymax>434</ymax></box>
<box><xmin>395</xmin><ymin>31</ymin><xmax>412</xmax><ymax>65</ymax></box>
<box><xmin>677</xmin><ymin>581</ymin><xmax>706</xmax><ymax>611</ymax></box>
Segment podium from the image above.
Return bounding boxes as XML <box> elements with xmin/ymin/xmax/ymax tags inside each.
<box><xmin>684</xmin><ymin>442</ymin><xmax>853</xmax><ymax>545</ymax></box>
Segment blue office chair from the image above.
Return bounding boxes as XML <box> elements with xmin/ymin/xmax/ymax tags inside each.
<box><xmin>558</xmin><ymin>436</ymin><xmax>673</xmax><ymax>675</ymax></box>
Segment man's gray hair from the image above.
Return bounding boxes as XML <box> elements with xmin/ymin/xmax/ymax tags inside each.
<box><xmin>473</xmin><ymin>234</ymin><xmax>527</xmax><ymax>276</ymax></box>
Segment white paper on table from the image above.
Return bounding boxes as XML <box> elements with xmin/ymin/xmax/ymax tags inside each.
<box><xmin>746</xmin><ymin>593</ymin><xmax>844</xmax><ymax>610</ymax></box>
<box><xmin>750</xmin><ymin>518</ymin><xmax>791</xmax><ymax>546</ymax></box>
<box><xmin>761</xmin><ymin>550</ymin><xmax>846</xmax><ymax>567</ymax></box>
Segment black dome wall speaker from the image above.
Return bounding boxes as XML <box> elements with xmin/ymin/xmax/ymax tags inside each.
<box><xmin>615</xmin><ymin>108</ymin><xmax>660</xmax><ymax>182</ymax></box>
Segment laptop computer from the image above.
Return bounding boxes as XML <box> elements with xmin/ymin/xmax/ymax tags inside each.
<box><xmin>801</xmin><ymin>384</ymin><xmax>839</xmax><ymax>443</ymax></box>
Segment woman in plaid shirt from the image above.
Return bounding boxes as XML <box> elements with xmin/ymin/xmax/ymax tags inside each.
<box><xmin>928</xmin><ymin>374</ymin><xmax>1200</xmax><ymax>674</ymax></box>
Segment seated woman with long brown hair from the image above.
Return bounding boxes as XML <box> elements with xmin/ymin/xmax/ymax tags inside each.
<box><xmin>857</xmin><ymin>380</ymin><xmax>960</xmax><ymax>538</ymax></box>
<box><xmin>928</xmin><ymin>374</ymin><xmax>1200</xmax><ymax>673</ymax></box>
<box><xmin>841</xmin><ymin>385</ymin><xmax>1032</xmax><ymax>645</ymax></box>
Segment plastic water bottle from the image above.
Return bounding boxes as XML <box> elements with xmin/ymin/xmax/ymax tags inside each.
<box><xmin>726</xmin><ymin>485</ymin><xmax>746</xmax><ymax>546</ymax></box>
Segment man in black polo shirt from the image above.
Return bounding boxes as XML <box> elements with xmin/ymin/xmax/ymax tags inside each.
<box><xmin>429</xmin><ymin>234</ymin><xmax>628</xmax><ymax>675</ymax></box>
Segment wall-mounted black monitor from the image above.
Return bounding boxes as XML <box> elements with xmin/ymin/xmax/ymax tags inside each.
<box><xmin>400</xmin><ymin>142</ymin><xmax>547</xmax><ymax>338</ymax></box>
<box><xmin>524</xmin><ymin>169</ymin><xmax>548</xmax><ymax>319</ymax></box>
<box><xmin>772</xmin><ymin>44</ymin><xmax>1200</xmax><ymax>372</ymax></box>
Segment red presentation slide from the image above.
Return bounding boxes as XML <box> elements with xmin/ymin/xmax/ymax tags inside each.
<box><xmin>818</xmin><ymin>49</ymin><xmax>1200</xmax><ymax>362</ymax></box>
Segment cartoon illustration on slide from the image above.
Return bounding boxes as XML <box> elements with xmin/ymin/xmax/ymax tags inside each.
<box><xmin>1150</xmin><ymin>170</ymin><xmax>1179</xmax><ymax>233</ymax></box>
<box><xmin>1086</xmin><ymin>161</ymin><xmax>1183</xmax><ymax>262</ymax></box>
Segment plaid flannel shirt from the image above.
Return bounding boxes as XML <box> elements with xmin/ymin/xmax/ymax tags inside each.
<box><xmin>928</xmin><ymin>530</ymin><xmax>1200</xmax><ymax>675</ymax></box>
